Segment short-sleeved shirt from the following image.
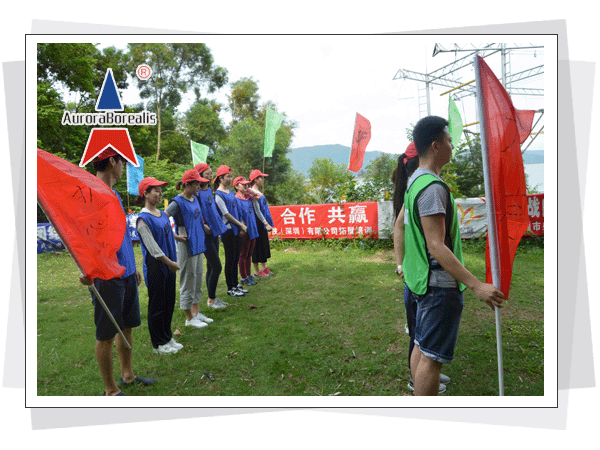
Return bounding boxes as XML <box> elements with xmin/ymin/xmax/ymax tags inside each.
<box><xmin>405</xmin><ymin>168</ymin><xmax>458</xmax><ymax>288</ymax></box>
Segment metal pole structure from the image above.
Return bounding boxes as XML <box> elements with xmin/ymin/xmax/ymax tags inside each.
<box><xmin>474</xmin><ymin>55</ymin><xmax>505</xmax><ymax>396</ymax></box>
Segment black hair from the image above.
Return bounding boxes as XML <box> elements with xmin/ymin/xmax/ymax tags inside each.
<box><xmin>134</xmin><ymin>185</ymin><xmax>160</xmax><ymax>206</ymax></box>
<box><xmin>392</xmin><ymin>153</ymin><xmax>420</xmax><ymax>218</ymax></box>
<box><xmin>213</xmin><ymin>174</ymin><xmax>225</xmax><ymax>191</ymax></box>
<box><xmin>413</xmin><ymin>116</ymin><xmax>449</xmax><ymax>157</ymax></box>
<box><xmin>92</xmin><ymin>154</ymin><xmax>124</xmax><ymax>173</ymax></box>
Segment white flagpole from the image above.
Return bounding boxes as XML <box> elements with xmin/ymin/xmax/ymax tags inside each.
<box><xmin>474</xmin><ymin>55</ymin><xmax>504</xmax><ymax>396</ymax></box>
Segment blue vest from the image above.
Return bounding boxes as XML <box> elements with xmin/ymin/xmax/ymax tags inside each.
<box><xmin>236</xmin><ymin>196</ymin><xmax>259</xmax><ymax>240</ymax></box>
<box><xmin>137</xmin><ymin>211</ymin><xmax>177</xmax><ymax>286</ymax></box>
<box><xmin>172</xmin><ymin>195</ymin><xmax>206</xmax><ymax>255</ymax></box>
<box><xmin>113</xmin><ymin>189</ymin><xmax>136</xmax><ymax>278</ymax></box>
<box><xmin>256</xmin><ymin>195</ymin><xmax>274</xmax><ymax>227</ymax></box>
<box><xmin>215</xmin><ymin>189</ymin><xmax>241</xmax><ymax>236</ymax></box>
<box><xmin>196</xmin><ymin>187</ymin><xmax>228</xmax><ymax>237</ymax></box>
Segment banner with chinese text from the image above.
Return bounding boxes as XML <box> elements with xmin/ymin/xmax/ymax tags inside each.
<box><xmin>269</xmin><ymin>202</ymin><xmax>378</xmax><ymax>239</ymax></box>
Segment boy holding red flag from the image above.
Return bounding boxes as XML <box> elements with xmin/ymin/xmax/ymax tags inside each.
<box><xmin>78</xmin><ymin>148</ymin><xmax>156</xmax><ymax>396</ymax></box>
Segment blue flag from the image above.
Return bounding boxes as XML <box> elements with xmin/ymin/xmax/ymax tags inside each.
<box><xmin>126</xmin><ymin>154</ymin><xmax>144</xmax><ymax>196</ymax></box>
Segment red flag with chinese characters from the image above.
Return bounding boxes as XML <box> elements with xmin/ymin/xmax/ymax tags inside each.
<box><xmin>477</xmin><ymin>56</ymin><xmax>535</xmax><ymax>299</ymax></box>
<box><xmin>37</xmin><ymin>149</ymin><xmax>126</xmax><ymax>280</ymax></box>
<box><xmin>347</xmin><ymin>113</ymin><xmax>371</xmax><ymax>172</ymax></box>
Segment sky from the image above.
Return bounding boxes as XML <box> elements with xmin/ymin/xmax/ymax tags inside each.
<box><xmin>89</xmin><ymin>36</ymin><xmax>546</xmax><ymax>154</ymax></box>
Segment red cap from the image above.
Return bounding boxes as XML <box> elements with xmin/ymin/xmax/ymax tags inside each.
<box><xmin>403</xmin><ymin>142</ymin><xmax>418</xmax><ymax>164</ymax></box>
<box><xmin>182</xmin><ymin>169</ymin><xmax>209</xmax><ymax>185</ymax></box>
<box><xmin>94</xmin><ymin>146</ymin><xmax>119</xmax><ymax>162</ymax></box>
<box><xmin>233</xmin><ymin>176</ymin><xmax>251</xmax><ymax>187</ymax></box>
<box><xmin>213</xmin><ymin>165</ymin><xmax>232</xmax><ymax>183</ymax></box>
<box><xmin>194</xmin><ymin>163</ymin><xmax>210</xmax><ymax>176</ymax></box>
<box><xmin>249</xmin><ymin>169</ymin><xmax>268</xmax><ymax>182</ymax></box>
<box><xmin>138</xmin><ymin>177</ymin><xmax>168</xmax><ymax>198</ymax></box>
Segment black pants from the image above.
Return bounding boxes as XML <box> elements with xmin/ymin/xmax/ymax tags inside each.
<box><xmin>204</xmin><ymin>233</ymin><xmax>222</xmax><ymax>299</ymax></box>
<box><xmin>220</xmin><ymin>228</ymin><xmax>241</xmax><ymax>291</ymax></box>
<box><xmin>146</xmin><ymin>256</ymin><xmax>176</xmax><ymax>348</ymax></box>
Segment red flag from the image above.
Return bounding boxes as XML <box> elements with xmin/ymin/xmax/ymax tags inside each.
<box><xmin>37</xmin><ymin>149</ymin><xmax>126</xmax><ymax>280</ymax></box>
<box><xmin>347</xmin><ymin>113</ymin><xmax>371</xmax><ymax>172</ymax></box>
<box><xmin>477</xmin><ymin>56</ymin><xmax>535</xmax><ymax>299</ymax></box>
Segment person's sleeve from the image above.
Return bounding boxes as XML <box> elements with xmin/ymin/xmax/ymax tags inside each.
<box><xmin>136</xmin><ymin>219</ymin><xmax>166</xmax><ymax>259</ymax></box>
<box><xmin>252</xmin><ymin>198</ymin><xmax>267</xmax><ymax>223</ymax></box>
<box><xmin>215</xmin><ymin>195</ymin><xmax>229</xmax><ymax>216</ymax></box>
<box><xmin>166</xmin><ymin>201</ymin><xmax>184</xmax><ymax>226</ymax></box>
<box><xmin>416</xmin><ymin>183</ymin><xmax>448</xmax><ymax>217</ymax></box>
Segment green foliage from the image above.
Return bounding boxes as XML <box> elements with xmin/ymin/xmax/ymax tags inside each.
<box><xmin>227</xmin><ymin>77</ymin><xmax>261</xmax><ymax>125</ymax></box>
<box><xmin>185</xmin><ymin>99</ymin><xmax>227</xmax><ymax>152</ymax></box>
<box><xmin>307</xmin><ymin>158</ymin><xmax>354</xmax><ymax>203</ymax></box>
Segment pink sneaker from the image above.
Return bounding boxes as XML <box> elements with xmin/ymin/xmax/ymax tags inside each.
<box><xmin>254</xmin><ymin>271</ymin><xmax>268</xmax><ymax>278</ymax></box>
<box><xmin>260</xmin><ymin>268</ymin><xmax>272</xmax><ymax>277</ymax></box>
<box><xmin>263</xmin><ymin>268</ymin><xmax>274</xmax><ymax>275</ymax></box>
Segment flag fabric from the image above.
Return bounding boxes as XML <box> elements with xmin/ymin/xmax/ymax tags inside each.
<box><xmin>476</xmin><ymin>56</ymin><xmax>535</xmax><ymax>299</ymax></box>
<box><xmin>264</xmin><ymin>108</ymin><xmax>285</xmax><ymax>157</ymax></box>
<box><xmin>126</xmin><ymin>154</ymin><xmax>144</xmax><ymax>196</ymax></box>
<box><xmin>347</xmin><ymin>113</ymin><xmax>371</xmax><ymax>172</ymax></box>
<box><xmin>191</xmin><ymin>140</ymin><xmax>209</xmax><ymax>165</ymax></box>
<box><xmin>448</xmin><ymin>96</ymin><xmax>463</xmax><ymax>154</ymax></box>
<box><xmin>37</xmin><ymin>149</ymin><xmax>126</xmax><ymax>280</ymax></box>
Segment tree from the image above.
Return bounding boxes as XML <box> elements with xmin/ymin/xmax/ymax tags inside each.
<box><xmin>227</xmin><ymin>77</ymin><xmax>260</xmax><ymax>126</ymax></box>
<box><xmin>127</xmin><ymin>43</ymin><xmax>228</xmax><ymax>161</ymax></box>
<box><xmin>184</xmin><ymin>99</ymin><xmax>227</xmax><ymax>155</ymax></box>
<box><xmin>308</xmin><ymin>158</ymin><xmax>355</xmax><ymax>203</ymax></box>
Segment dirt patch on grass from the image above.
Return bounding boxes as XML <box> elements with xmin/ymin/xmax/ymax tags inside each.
<box><xmin>361</xmin><ymin>250</ymin><xmax>395</xmax><ymax>264</ymax></box>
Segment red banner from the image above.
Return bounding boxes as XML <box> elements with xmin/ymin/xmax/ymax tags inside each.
<box><xmin>526</xmin><ymin>193</ymin><xmax>544</xmax><ymax>236</ymax></box>
<box><xmin>269</xmin><ymin>202</ymin><xmax>379</xmax><ymax>239</ymax></box>
<box><xmin>347</xmin><ymin>113</ymin><xmax>371</xmax><ymax>172</ymax></box>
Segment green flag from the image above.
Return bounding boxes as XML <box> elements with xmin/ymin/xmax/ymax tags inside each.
<box><xmin>190</xmin><ymin>141</ymin><xmax>209</xmax><ymax>165</ymax></box>
<box><xmin>448</xmin><ymin>96</ymin><xmax>463</xmax><ymax>155</ymax></box>
<box><xmin>264</xmin><ymin>108</ymin><xmax>284</xmax><ymax>157</ymax></box>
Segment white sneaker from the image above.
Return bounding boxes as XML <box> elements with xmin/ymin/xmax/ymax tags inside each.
<box><xmin>185</xmin><ymin>317</ymin><xmax>208</xmax><ymax>329</ymax></box>
<box><xmin>207</xmin><ymin>299</ymin><xmax>228</xmax><ymax>309</ymax></box>
<box><xmin>153</xmin><ymin>343</ymin><xmax>177</xmax><ymax>355</ymax></box>
<box><xmin>195</xmin><ymin>313</ymin><xmax>214</xmax><ymax>324</ymax></box>
<box><xmin>168</xmin><ymin>338</ymin><xmax>183</xmax><ymax>350</ymax></box>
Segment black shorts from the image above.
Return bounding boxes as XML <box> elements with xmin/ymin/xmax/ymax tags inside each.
<box><xmin>90</xmin><ymin>273</ymin><xmax>141</xmax><ymax>341</ymax></box>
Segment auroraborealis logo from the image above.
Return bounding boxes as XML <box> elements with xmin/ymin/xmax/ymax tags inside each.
<box><xmin>64</xmin><ymin>68</ymin><xmax>156</xmax><ymax>167</ymax></box>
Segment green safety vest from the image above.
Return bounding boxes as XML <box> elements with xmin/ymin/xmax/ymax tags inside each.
<box><xmin>403</xmin><ymin>173</ymin><xmax>466</xmax><ymax>295</ymax></box>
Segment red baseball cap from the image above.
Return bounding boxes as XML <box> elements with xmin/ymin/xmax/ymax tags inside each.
<box><xmin>182</xmin><ymin>169</ymin><xmax>209</xmax><ymax>185</ymax></box>
<box><xmin>403</xmin><ymin>142</ymin><xmax>418</xmax><ymax>164</ymax></box>
<box><xmin>194</xmin><ymin>163</ymin><xmax>210</xmax><ymax>175</ymax></box>
<box><xmin>138</xmin><ymin>177</ymin><xmax>168</xmax><ymax>198</ymax></box>
<box><xmin>249</xmin><ymin>169</ymin><xmax>268</xmax><ymax>182</ymax></box>
<box><xmin>233</xmin><ymin>176</ymin><xmax>251</xmax><ymax>187</ymax></box>
<box><xmin>213</xmin><ymin>165</ymin><xmax>232</xmax><ymax>183</ymax></box>
<box><xmin>94</xmin><ymin>146</ymin><xmax>119</xmax><ymax>162</ymax></box>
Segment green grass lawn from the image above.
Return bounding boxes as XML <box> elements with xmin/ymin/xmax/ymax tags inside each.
<box><xmin>36</xmin><ymin>238</ymin><xmax>544</xmax><ymax>396</ymax></box>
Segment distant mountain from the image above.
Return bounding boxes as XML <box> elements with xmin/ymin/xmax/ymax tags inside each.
<box><xmin>288</xmin><ymin>144</ymin><xmax>388</xmax><ymax>175</ymax></box>
<box><xmin>288</xmin><ymin>145</ymin><xmax>543</xmax><ymax>175</ymax></box>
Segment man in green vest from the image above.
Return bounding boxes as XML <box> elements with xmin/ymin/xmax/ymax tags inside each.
<box><xmin>404</xmin><ymin>116</ymin><xmax>504</xmax><ymax>396</ymax></box>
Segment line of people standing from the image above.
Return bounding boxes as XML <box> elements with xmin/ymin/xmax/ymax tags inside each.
<box><xmin>135</xmin><ymin>164</ymin><xmax>276</xmax><ymax>355</ymax></box>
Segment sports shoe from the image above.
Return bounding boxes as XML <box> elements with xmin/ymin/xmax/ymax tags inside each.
<box><xmin>248</xmin><ymin>275</ymin><xmax>258</xmax><ymax>284</ymax></box>
<box><xmin>260</xmin><ymin>268</ymin><xmax>272</xmax><ymax>277</ymax></box>
<box><xmin>168</xmin><ymin>339</ymin><xmax>183</xmax><ymax>350</ymax></box>
<box><xmin>408</xmin><ymin>376</ymin><xmax>448</xmax><ymax>394</ymax></box>
<box><xmin>241</xmin><ymin>277</ymin><xmax>252</xmax><ymax>285</ymax></box>
<box><xmin>439</xmin><ymin>373</ymin><xmax>451</xmax><ymax>385</ymax></box>
<box><xmin>263</xmin><ymin>268</ymin><xmax>274</xmax><ymax>275</ymax></box>
<box><xmin>185</xmin><ymin>317</ymin><xmax>208</xmax><ymax>329</ymax></box>
<box><xmin>227</xmin><ymin>289</ymin><xmax>244</xmax><ymax>297</ymax></box>
<box><xmin>195</xmin><ymin>313</ymin><xmax>213</xmax><ymax>324</ymax></box>
<box><xmin>235</xmin><ymin>285</ymin><xmax>249</xmax><ymax>293</ymax></box>
<box><xmin>254</xmin><ymin>271</ymin><xmax>268</xmax><ymax>278</ymax></box>
<box><xmin>153</xmin><ymin>343</ymin><xmax>178</xmax><ymax>355</ymax></box>
<box><xmin>207</xmin><ymin>299</ymin><xmax>227</xmax><ymax>309</ymax></box>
